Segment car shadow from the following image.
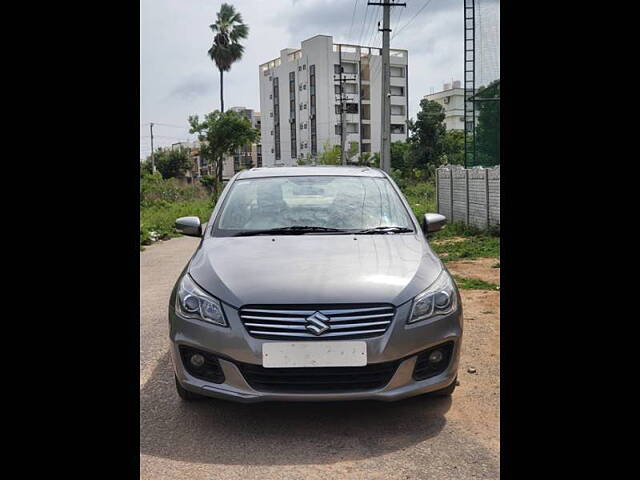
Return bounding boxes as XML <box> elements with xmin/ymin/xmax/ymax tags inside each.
<box><xmin>140</xmin><ymin>351</ymin><xmax>452</xmax><ymax>466</ymax></box>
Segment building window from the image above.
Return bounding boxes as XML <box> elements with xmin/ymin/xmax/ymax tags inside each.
<box><xmin>335</xmin><ymin>104</ymin><xmax>341</xmax><ymax>115</ymax></box>
<box><xmin>346</xmin><ymin>123</ymin><xmax>358</xmax><ymax>134</ymax></box>
<box><xmin>298</xmin><ymin>66</ymin><xmax>302</xmax><ymax>71</ymax></box>
<box><xmin>391</xmin><ymin>124</ymin><xmax>405</xmax><ymax>134</ymax></box>
<box><xmin>390</xmin><ymin>104</ymin><xmax>405</xmax><ymax>116</ymax></box>
<box><xmin>345</xmin><ymin>103</ymin><xmax>358</xmax><ymax>114</ymax></box>
<box><xmin>343</xmin><ymin>83</ymin><xmax>357</xmax><ymax>94</ymax></box>
<box><xmin>390</xmin><ymin>66</ymin><xmax>405</xmax><ymax>77</ymax></box>
<box><xmin>341</xmin><ymin>62</ymin><xmax>357</xmax><ymax>74</ymax></box>
<box><xmin>334</xmin><ymin>64</ymin><xmax>342</xmax><ymax>74</ymax></box>
<box><xmin>303</xmin><ymin>64</ymin><xmax>306</xmax><ymax>70</ymax></box>
<box><xmin>390</xmin><ymin>86</ymin><xmax>405</xmax><ymax>96</ymax></box>
<box><xmin>335</xmin><ymin>124</ymin><xmax>342</xmax><ymax>135</ymax></box>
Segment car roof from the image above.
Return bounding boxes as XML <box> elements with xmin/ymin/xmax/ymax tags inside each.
<box><xmin>235</xmin><ymin>166</ymin><xmax>387</xmax><ymax>179</ymax></box>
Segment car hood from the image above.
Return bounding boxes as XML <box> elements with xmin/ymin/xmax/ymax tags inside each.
<box><xmin>188</xmin><ymin>234</ymin><xmax>443</xmax><ymax>308</ymax></box>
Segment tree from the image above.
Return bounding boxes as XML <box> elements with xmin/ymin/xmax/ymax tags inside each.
<box><xmin>189</xmin><ymin>110</ymin><xmax>258</xmax><ymax>197</ymax></box>
<box><xmin>152</xmin><ymin>147</ymin><xmax>193</xmax><ymax>180</ymax></box>
<box><xmin>317</xmin><ymin>140</ymin><xmax>342</xmax><ymax>165</ymax></box>
<box><xmin>208</xmin><ymin>3</ymin><xmax>248</xmax><ymax>112</ymax></box>
<box><xmin>390</xmin><ymin>141</ymin><xmax>409</xmax><ymax>170</ymax></box>
<box><xmin>475</xmin><ymin>79</ymin><xmax>500</xmax><ymax>166</ymax></box>
<box><xmin>406</xmin><ymin>99</ymin><xmax>447</xmax><ymax>172</ymax></box>
<box><xmin>442</xmin><ymin>130</ymin><xmax>465</xmax><ymax>166</ymax></box>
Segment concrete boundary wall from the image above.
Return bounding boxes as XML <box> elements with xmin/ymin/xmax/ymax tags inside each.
<box><xmin>436</xmin><ymin>165</ymin><xmax>500</xmax><ymax>229</ymax></box>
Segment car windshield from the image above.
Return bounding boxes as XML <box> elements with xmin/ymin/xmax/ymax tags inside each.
<box><xmin>214</xmin><ymin>175</ymin><xmax>414</xmax><ymax>236</ymax></box>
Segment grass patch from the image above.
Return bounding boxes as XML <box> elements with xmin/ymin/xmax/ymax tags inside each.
<box><xmin>140</xmin><ymin>173</ymin><xmax>215</xmax><ymax>249</ymax></box>
<box><xmin>402</xmin><ymin>180</ymin><xmax>436</xmax><ymax>220</ymax></box>
<box><xmin>429</xmin><ymin>221</ymin><xmax>500</xmax><ymax>262</ymax></box>
<box><xmin>453</xmin><ymin>275</ymin><xmax>500</xmax><ymax>290</ymax></box>
<box><xmin>140</xmin><ymin>198</ymin><xmax>213</xmax><ymax>244</ymax></box>
<box><xmin>432</xmin><ymin>234</ymin><xmax>500</xmax><ymax>262</ymax></box>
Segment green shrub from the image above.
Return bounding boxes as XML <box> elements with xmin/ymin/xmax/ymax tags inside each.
<box><xmin>140</xmin><ymin>174</ymin><xmax>214</xmax><ymax>248</ymax></box>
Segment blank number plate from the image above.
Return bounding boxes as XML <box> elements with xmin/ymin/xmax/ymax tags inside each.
<box><xmin>262</xmin><ymin>341</ymin><xmax>367</xmax><ymax>368</ymax></box>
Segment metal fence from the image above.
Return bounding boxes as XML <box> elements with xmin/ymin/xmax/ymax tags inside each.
<box><xmin>436</xmin><ymin>165</ymin><xmax>500</xmax><ymax>229</ymax></box>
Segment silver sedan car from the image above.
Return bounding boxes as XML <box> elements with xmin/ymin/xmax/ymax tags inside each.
<box><xmin>169</xmin><ymin>166</ymin><xmax>462</xmax><ymax>403</ymax></box>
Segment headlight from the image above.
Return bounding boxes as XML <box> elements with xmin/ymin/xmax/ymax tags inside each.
<box><xmin>407</xmin><ymin>270</ymin><xmax>457</xmax><ymax>324</ymax></box>
<box><xmin>175</xmin><ymin>274</ymin><xmax>227</xmax><ymax>327</ymax></box>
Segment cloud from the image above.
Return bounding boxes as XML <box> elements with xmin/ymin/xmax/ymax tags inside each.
<box><xmin>140</xmin><ymin>0</ymin><xmax>498</xmax><ymax>156</ymax></box>
<box><xmin>168</xmin><ymin>74</ymin><xmax>215</xmax><ymax>101</ymax></box>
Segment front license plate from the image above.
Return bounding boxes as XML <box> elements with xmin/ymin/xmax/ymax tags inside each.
<box><xmin>262</xmin><ymin>341</ymin><xmax>367</xmax><ymax>368</ymax></box>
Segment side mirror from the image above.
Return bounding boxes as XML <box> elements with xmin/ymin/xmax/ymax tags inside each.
<box><xmin>175</xmin><ymin>216</ymin><xmax>202</xmax><ymax>237</ymax></box>
<box><xmin>422</xmin><ymin>213</ymin><xmax>447</xmax><ymax>235</ymax></box>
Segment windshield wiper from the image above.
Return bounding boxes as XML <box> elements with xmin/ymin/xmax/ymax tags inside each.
<box><xmin>234</xmin><ymin>226</ymin><xmax>350</xmax><ymax>236</ymax></box>
<box><xmin>354</xmin><ymin>226</ymin><xmax>414</xmax><ymax>234</ymax></box>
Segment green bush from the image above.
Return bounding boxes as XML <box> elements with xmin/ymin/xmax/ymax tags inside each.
<box><xmin>399</xmin><ymin>179</ymin><xmax>437</xmax><ymax>220</ymax></box>
<box><xmin>140</xmin><ymin>172</ymin><xmax>208</xmax><ymax>208</ymax></box>
<box><xmin>140</xmin><ymin>174</ymin><xmax>214</xmax><ymax>248</ymax></box>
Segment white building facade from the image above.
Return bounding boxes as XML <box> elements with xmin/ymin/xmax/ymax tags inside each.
<box><xmin>425</xmin><ymin>81</ymin><xmax>467</xmax><ymax>131</ymax></box>
<box><xmin>259</xmin><ymin>35</ymin><xmax>408</xmax><ymax>167</ymax></box>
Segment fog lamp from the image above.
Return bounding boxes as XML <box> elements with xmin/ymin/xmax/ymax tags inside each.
<box><xmin>190</xmin><ymin>353</ymin><xmax>205</xmax><ymax>367</ymax></box>
<box><xmin>428</xmin><ymin>349</ymin><xmax>444</xmax><ymax>364</ymax></box>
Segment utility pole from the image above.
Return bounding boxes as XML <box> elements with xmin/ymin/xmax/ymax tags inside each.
<box><xmin>338</xmin><ymin>48</ymin><xmax>347</xmax><ymax>165</ymax></box>
<box><xmin>368</xmin><ymin>1</ymin><xmax>405</xmax><ymax>172</ymax></box>
<box><xmin>334</xmin><ymin>56</ymin><xmax>356</xmax><ymax>165</ymax></box>
<box><xmin>149</xmin><ymin>122</ymin><xmax>156</xmax><ymax>173</ymax></box>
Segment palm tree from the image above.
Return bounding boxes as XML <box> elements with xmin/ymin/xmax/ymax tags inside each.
<box><xmin>208</xmin><ymin>3</ymin><xmax>248</xmax><ymax>113</ymax></box>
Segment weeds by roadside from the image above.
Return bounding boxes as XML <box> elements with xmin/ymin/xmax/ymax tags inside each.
<box><xmin>140</xmin><ymin>173</ymin><xmax>214</xmax><ymax>250</ymax></box>
<box><xmin>430</xmin><ymin>221</ymin><xmax>500</xmax><ymax>262</ymax></box>
<box><xmin>453</xmin><ymin>275</ymin><xmax>500</xmax><ymax>291</ymax></box>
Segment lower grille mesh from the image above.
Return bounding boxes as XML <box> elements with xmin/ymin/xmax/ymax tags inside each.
<box><xmin>238</xmin><ymin>361</ymin><xmax>400</xmax><ymax>393</ymax></box>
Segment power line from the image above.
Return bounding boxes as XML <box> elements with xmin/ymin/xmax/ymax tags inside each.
<box><xmin>348</xmin><ymin>0</ymin><xmax>360</xmax><ymax>44</ymax></box>
<box><xmin>357</xmin><ymin>4</ymin><xmax>372</xmax><ymax>46</ymax></box>
<box><xmin>140</xmin><ymin>122</ymin><xmax>189</xmax><ymax>129</ymax></box>
<box><xmin>392</xmin><ymin>0</ymin><xmax>434</xmax><ymax>40</ymax></box>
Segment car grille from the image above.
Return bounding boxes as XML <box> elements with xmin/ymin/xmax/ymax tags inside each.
<box><xmin>239</xmin><ymin>304</ymin><xmax>396</xmax><ymax>340</ymax></box>
<box><xmin>237</xmin><ymin>360</ymin><xmax>400</xmax><ymax>393</ymax></box>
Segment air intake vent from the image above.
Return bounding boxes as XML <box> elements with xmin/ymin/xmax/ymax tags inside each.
<box><xmin>239</xmin><ymin>304</ymin><xmax>395</xmax><ymax>340</ymax></box>
<box><xmin>237</xmin><ymin>360</ymin><xmax>400</xmax><ymax>393</ymax></box>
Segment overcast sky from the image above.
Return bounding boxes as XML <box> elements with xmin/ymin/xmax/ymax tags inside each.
<box><xmin>140</xmin><ymin>0</ymin><xmax>499</xmax><ymax>159</ymax></box>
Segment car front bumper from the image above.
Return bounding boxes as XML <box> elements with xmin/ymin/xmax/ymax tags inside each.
<box><xmin>169</xmin><ymin>299</ymin><xmax>462</xmax><ymax>403</ymax></box>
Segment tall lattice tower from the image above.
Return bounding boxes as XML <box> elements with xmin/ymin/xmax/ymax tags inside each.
<box><xmin>464</xmin><ymin>0</ymin><xmax>500</xmax><ymax>167</ymax></box>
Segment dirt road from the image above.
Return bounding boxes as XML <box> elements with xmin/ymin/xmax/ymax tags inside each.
<box><xmin>140</xmin><ymin>238</ymin><xmax>500</xmax><ymax>479</ymax></box>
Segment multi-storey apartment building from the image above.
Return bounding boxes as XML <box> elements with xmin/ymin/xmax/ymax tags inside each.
<box><xmin>424</xmin><ymin>81</ymin><xmax>466</xmax><ymax>131</ymax></box>
<box><xmin>259</xmin><ymin>34</ymin><xmax>408</xmax><ymax>167</ymax></box>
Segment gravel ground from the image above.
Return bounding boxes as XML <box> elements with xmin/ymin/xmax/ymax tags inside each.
<box><xmin>140</xmin><ymin>237</ymin><xmax>500</xmax><ymax>479</ymax></box>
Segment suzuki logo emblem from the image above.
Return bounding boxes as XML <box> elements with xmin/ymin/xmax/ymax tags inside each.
<box><xmin>305</xmin><ymin>312</ymin><xmax>330</xmax><ymax>335</ymax></box>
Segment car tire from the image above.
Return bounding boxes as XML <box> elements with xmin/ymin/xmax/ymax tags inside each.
<box><xmin>431</xmin><ymin>377</ymin><xmax>457</xmax><ymax>397</ymax></box>
<box><xmin>175</xmin><ymin>375</ymin><xmax>204</xmax><ymax>401</ymax></box>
